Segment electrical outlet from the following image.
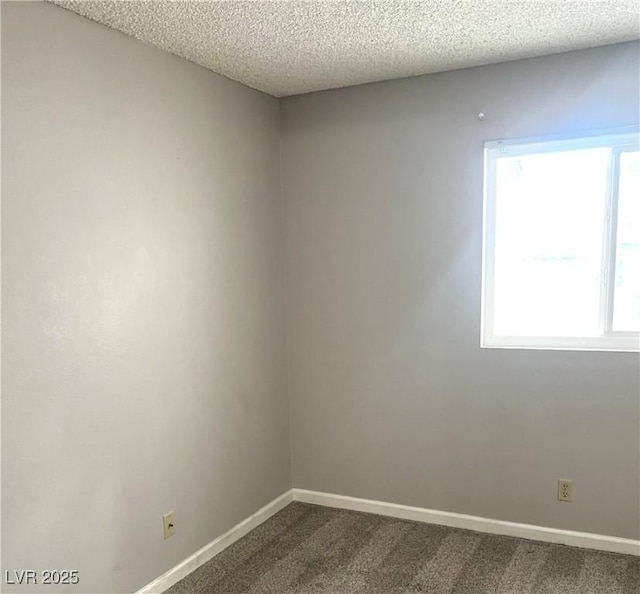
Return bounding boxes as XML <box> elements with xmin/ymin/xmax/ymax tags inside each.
<box><xmin>163</xmin><ymin>511</ymin><xmax>175</xmax><ymax>539</ymax></box>
<box><xmin>558</xmin><ymin>479</ymin><xmax>573</xmax><ymax>502</ymax></box>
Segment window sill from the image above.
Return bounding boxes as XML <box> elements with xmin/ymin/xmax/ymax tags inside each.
<box><xmin>481</xmin><ymin>335</ymin><xmax>640</xmax><ymax>353</ymax></box>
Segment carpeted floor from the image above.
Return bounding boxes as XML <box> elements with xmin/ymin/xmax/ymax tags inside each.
<box><xmin>165</xmin><ymin>502</ymin><xmax>640</xmax><ymax>593</ymax></box>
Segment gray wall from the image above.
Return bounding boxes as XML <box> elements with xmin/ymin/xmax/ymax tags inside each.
<box><xmin>2</xmin><ymin>2</ymin><xmax>290</xmax><ymax>593</ymax></box>
<box><xmin>281</xmin><ymin>42</ymin><xmax>640</xmax><ymax>540</ymax></box>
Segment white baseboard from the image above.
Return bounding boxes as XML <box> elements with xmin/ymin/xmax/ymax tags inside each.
<box><xmin>136</xmin><ymin>490</ymin><xmax>294</xmax><ymax>594</ymax></box>
<box><xmin>293</xmin><ymin>489</ymin><xmax>640</xmax><ymax>557</ymax></box>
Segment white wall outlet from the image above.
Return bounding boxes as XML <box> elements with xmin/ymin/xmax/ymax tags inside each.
<box><xmin>558</xmin><ymin>479</ymin><xmax>573</xmax><ymax>502</ymax></box>
<box><xmin>163</xmin><ymin>511</ymin><xmax>175</xmax><ymax>539</ymax></box>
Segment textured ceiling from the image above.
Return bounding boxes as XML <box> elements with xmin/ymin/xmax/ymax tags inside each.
<box><xmin>52</xmin><ymin>0</ymin><xmax>640</xmax><ymax>97</ymax></box>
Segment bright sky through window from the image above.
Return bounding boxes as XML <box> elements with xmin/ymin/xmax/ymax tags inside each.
<box><xmin>482</xmin><ymin>129</ymin><xmax>639</xmax><ymax>351</ymax></box>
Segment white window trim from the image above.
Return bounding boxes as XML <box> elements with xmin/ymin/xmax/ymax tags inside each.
<box><xmin>481</xmin><ymin>126</ymin><xmax>640</xmax><ymax>353</ymax></box>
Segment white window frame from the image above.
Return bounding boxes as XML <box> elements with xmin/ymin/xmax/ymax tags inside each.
<box><xmin>481</xmin><ymin>127</ymin><xmax>640</xmax><ymax>352</ymax></box>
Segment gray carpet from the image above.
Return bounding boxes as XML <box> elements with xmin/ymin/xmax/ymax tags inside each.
<box><xmin>165</xmin><ymin>502</ymin><xmax>640</xmax><ymax>593</ymax></box>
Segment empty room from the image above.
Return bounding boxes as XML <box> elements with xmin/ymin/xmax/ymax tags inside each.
<box><xmin>2</xmin><ymin>1</ymin><xmax>640</xmax><ymax>593</ymax></box>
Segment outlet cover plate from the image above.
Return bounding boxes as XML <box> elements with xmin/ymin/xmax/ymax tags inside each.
<box><xmin>558</xmin><ymin>479</ymin><xmax>573</xmax><ymax>502</ymax></box>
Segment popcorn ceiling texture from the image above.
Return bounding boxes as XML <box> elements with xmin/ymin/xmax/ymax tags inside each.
<box><xmin>52</xmin><ymin>1</ymin><xmax>640</xmax><ymax>97</ymax></box>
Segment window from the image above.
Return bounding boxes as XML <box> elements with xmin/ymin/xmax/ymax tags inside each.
<box><xmin>482</xmin><ymin>128</ymin><xmax>640</xmax><ymax>352</ymax></box>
